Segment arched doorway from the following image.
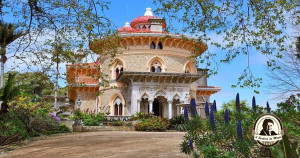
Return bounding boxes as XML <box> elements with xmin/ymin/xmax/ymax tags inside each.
<box><xmin>153</xmin><ymin>96</ymin><xmax>167</xmax><ymax>117</ymax></box>
<box><xmin>153</xmin><ymin>99</ymin><xmax>161</xmax><ymax>116</ymax></box>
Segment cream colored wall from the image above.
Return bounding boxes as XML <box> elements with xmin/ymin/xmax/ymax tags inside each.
<box><xmin>78</xmin><ymin>92</ymin><xmax>97</xmax><ymax>112</ymax></box>
<box><xmin>100</xmin><ymin>48</ymin><xmax>197</xmax><ymax>80</ymax></box>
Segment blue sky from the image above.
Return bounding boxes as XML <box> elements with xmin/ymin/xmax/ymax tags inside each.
<box><xmin>104</xmin><ymin>0</ymin><xmax>281</xmax><ymax>110</ymax></box>
<box><xmin>3</xmin><ymin>0</ymin><xmax>286</xmax><ymax>110</ymax></box>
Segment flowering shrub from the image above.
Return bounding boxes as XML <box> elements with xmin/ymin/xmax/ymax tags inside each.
<box><xmin>181</xmin><ymin>95</ymin><xmax>268</xmax><ymax>157</ymax></box>
<box><xmin>134</xmin><ymin>116</ymin><xmax>170</xmax><ymax>131</ymax></box>
<box><xmin>0</xmin><ymin>96</ymin><xmax>70</xmax><ymax>146</ymax></box>
<box><xmin>181</xmin><ymin>94</ymin><xmax>300</xmax><ymax>157</ymax></box>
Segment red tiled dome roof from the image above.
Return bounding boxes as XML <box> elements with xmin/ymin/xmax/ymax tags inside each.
<box><xmin>117</xmin><ymin>22</ymin><xmax>136</xmax><ymax>33</ymax></box>
<box><xmin>131</xmin><ymin>16</ymin><xmax>166</xmax><ymax>28</ymax></box>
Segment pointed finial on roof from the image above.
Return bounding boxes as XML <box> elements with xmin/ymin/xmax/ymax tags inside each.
<box><xmin>144</xmin><ymin>7</ymin><xmax>153</xmax><ymax>16</ymax></box>
<box><xmin>125</xmin><ymin>22</ymin><xmax>130</xmax><ymax>27</ymax></box>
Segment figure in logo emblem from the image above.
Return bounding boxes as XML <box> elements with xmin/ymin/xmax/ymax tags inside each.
<box><xmin>259</xmin><ymin>119</ymin><xmax>277</xmax><ymax>136</ymax></box>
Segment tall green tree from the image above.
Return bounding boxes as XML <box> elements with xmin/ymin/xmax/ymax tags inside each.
<box><xmin>4</xmin><ymin>71</ymin><xmax>54</xmax><ymax>96</ymax></box>
<box><xmin>0</xmin><ymin>22</ymin><xmax>25</xmax><ymax>88</ymax></box>
<box><xmin>0</xmin><ymin>0</ymin><xmax>119</xmax><ymax>93</ymax></box>
<box><xmin>153</xmin><ymin>0</ymin><xmax>300</xmax><ymax>91</ymax></box>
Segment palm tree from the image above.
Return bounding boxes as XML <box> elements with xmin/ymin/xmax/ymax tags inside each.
<box><xmin>0</xmin><ymin>22</ymin><xmax>26</xmax><ymax>88</ymax></box>
<box><xmin>0</xmin><ymin>73</ymin><xmax>19</xmax><ymax>114</ymax></box>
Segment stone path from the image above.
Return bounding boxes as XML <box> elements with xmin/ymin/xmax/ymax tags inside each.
<box><xmin>1</xmin><ymin>131</ymin><xmax>189</xmax><ymax>158</ymax></box>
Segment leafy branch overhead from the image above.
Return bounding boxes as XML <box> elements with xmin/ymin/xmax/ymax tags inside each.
<box><xmin>153</xmin><ymin>0</ymin><xmax>300</xmax><ymax>90</ymax></box>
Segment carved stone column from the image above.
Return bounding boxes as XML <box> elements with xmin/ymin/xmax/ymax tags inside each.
<box><xmin>168</xmin><ymin>100</ymin><xmax>173</xmax><ymax>119</ymax></box>
<box><xmin>149</xmin><ymin>100</ymin><xmax>153</xmax><ymax>113</ymax></box>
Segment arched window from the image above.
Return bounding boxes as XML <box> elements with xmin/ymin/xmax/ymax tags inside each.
<box><xmin>185</xmin><ymin>61</ymin><xmax>195</xmax><ymax>74</ymax></box>
<box><xmin>150</xmin><ymin>60</ymin><xmax>162</xmax><ymax>72</ymax></box>
<box><xmin>113</xmin><ymin>60</ymin><xmax>124</xmax><ymax>79</ymax></box>
<box><xmin>150</xmin><ymin>41</ymin><xmax>156</xmax><ymax>49</ymax></box>
<box><xmin>116</xmin><ymin>68</ymin><xmax>119</xmax><ymax>77</ymax></box>
<box><xmin>156</xmin><ymin>66</ymin><xmax>161</xmax><ymax>72</ymax></box>
<box><xmin>151</xmin><ymin>66</ymin><xmax>156</xmax><ymax>72</ymax></box>
<box><xmin>113</xmin><ymin>97</ymin><xmax>122</xmax><ymax>116</ymax></box>
<box><xmin>157</xmin><ymin>42</ymin><xmax>163</xmax><ymax>49</ymax></box>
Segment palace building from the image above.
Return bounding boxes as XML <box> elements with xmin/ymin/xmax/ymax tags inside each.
<box><xmin>66</xmin><ymin>8</ymin><xmax>221</xmax><ymax>119</ymax></box>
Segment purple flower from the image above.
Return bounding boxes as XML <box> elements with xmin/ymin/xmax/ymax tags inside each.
<box><xmin>236</xmin><ymin>93</ymin><xmax>240</xmax><ymax>111</ymax></box>
<box><xmin>190</xmin><ymin>98</ymin><xmax>197</xmax><ymax>117</ymax></box>
<box><xmin>237</xmin><ymin>120</ymin><xmax>243</xmax><ymax>139</ymax></box>
<box><xmin>266</xmin><ymin>101</ymin><xmax>271</xmax><ymax>112</ymax></box>
<box><xmin>49</xmin><ymin>113</ymin><xmax>60</xmax><ymax>123</ymax></box>
<box><xmin>252</xmin><ymin>96</ymin><xmax>256</xmax><ymax>112</ymax></box>
<box><xmin>213</xmin><ymin>100</ymin><xmax>217</xmax><ymax>112</ymax></box>
<box><xmin>189</xmin><ymin>139</ymin><xmax>193</xmax><ymax>149</ymax></box>
<box><xmin>224</xmin><ymin>109</ymin><xmax>229</xmax><ymax>124</ymax></box>
<box><xmin>205</xmin><ymin>101</ymin><xmax>209</xmax><ymax>117</ymax></box>
<box><xmin>184</xmin><ymin>106</ymin><xmax>189</xmax><ymax>122</ymax></box>
<box><xmin>209</xmin><ymin>106</ymin><xmax>216</xmax><ymax>129</ymax></box>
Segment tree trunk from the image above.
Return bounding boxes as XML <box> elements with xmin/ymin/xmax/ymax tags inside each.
<box><xmin>0</xmin><ymin>60</ymin><xmax>4</xmax><ymax>112</ymax></box>
<box><xmin>0</xmin><ymin>102</ymin><xmax>8</xmax><ymax>114</ymax></box>
<box><xmin>1</xmin><ymin>59</ymin><xmax>3</xmax><ymax>88</ymax></box>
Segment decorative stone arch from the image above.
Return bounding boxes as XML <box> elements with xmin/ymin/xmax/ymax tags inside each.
<box><xmin>110</xmin><ymin>93</ymin><xmax>126</xmax><ymax>116</ymax></box>
<box><xmin>141</xmin><ymin>92</ymin><xmax>150</xmax><ymax>100</ymax></box>
<box><xmin>183</xmin><ymin>60</ymin><xmax>196</xmax><ymax>74</ymax></box>
<box><xmin>154</xmin><ymin>89</ymin><xmax>168</xmax><ymax>99</ymax></box>
<box><xmin>147</xmin><ymin>56</ymin><xmax>166</xmax><ymax>72</ymax></box>
<box><xmin>172</xmin><ymin>93</ymin><xmax>181</xmax><ymax>100</ymax></box>
<box><xmin>111</xmin><ymin>58</ymin><xmax>126</xmax><ymax>79</ymax></box>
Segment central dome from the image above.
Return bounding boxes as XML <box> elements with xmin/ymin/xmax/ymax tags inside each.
<box><xmin>131</xmin><ymin>8</ymin><xmax>166</xmax><ymax>29</ymax></box>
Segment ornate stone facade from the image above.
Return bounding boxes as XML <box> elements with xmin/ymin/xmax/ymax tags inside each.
<box><xmin>67</xmin><ymin>8</ymin><xmax>221</xmax><ymax>118</ymax></box>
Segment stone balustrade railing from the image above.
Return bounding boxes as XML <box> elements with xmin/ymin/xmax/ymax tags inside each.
<box><xmin>105</xmin><ymin>116</ymin><xmax>131</xmax><ymax>122</ymax></box>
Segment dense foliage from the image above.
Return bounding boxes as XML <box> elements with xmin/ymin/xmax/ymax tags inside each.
<box><xmin>169</xmin><ymin>115</ymin><xmax>187</xmax><ymax>131</ymax></box>
<box><xmin>82</xmin><ymin>113</ymin><xmax>105</xmax><ymax>126</ymax></box>
<box><xmin>69</xmin><ymin>110</ymin><xmax>105</xmax><ymax>126</ymax></box>
<box><xmin>181</xmin><ymin>95</ymin><xmax>299</xmax><ymax>158</ymax></box>
<box><xmin>0</xmin><ymin>96</ymin><xmax>69</xmax><ymax>146</ymax></box>
<box><xmin>0</xmin><ymin>73</ymin><xmax>69</xmax><ymax>146</ymax></box>
<box><xmin>134</xmin><ymin>116</ymin><xmax>170</xmax><ymax>132</ymax></box>
<box><xmin>153</xmin><ymin>0</ymin><xmax>299</xmax><ymax>90</ymax></box>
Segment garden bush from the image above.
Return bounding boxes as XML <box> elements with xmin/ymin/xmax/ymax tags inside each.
<box><xmin>82</xmin><ymin>112</ymin><xmax>105</xmax><ymax>126</ymax></box>
<box><xmin>0</xmin><ymin>96</ymin><xmax>70</xmax><ymax>146</ymax></box>
<box><xmin>169</xmin><ymin>115</ymin><xmax>187</xmax><ymax>131</ymax></box>
<box><xmin>134</xmin><ymin>116</ymin><xmax>170</xmax><ymax>132</ymax></box>
<box><xmin>130</xmin><ymin>112</ymin><xmax>152</xmax><ymax>121</ymax></box>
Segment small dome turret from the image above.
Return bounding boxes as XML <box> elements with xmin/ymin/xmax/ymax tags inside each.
<box><xmin>117</xmin><ymin>22</ymin><xmax>136</xmax><ymax>33</ymax></box>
